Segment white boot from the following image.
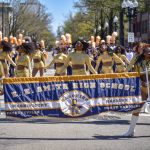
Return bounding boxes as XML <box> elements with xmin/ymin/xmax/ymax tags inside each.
<box><xmin>123</xmin><ymin>115</ymin><xmax>139</xmax><ymax>137</ymax></box>
<box><xmin>142</xmin><ymin>102</ymin><xmax>149</xmax><ymax>114</ymax></box>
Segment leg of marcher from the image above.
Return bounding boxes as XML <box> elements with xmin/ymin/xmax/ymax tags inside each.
<box><xmin>123</xmin><ymin>112</ymin><xmax>139</xmax><ymax>137</ymax></box>
<box><xmin>39</xmin><ymin>68</ymin><xmax>44</xmax><ymax>77</ymax></box>
<box><xmin>123</xmin><ymin>85</ymin><xmax>147</xmax><ymax>137</ymax></box>
<box><xmin>142</xmin><ymin>102</ymin><xmax>149</xmax><ymax>113</ymax></box>
<box><xmin>32</xmin><ymin>68</ymin><xmax>38</xmax><ymax>77</ymax></box>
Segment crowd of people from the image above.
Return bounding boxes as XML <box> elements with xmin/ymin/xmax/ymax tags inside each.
<box><xmin>0</xmin><ymin>32</ymin><xmax>47</xmax><ymax>79</ymax></box>
<box><xmin>0</xmin><ymin>30</ymin><xmax>150</xmax><ymax>137</ymax></box>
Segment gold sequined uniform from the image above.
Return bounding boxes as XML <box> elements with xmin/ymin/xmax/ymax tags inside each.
<box><xmin>0</xmin><ymin>51</ymin><xmax>16</xmax><ymax>77</ymax></box>
<box><xmin>0</xmin><ymin>62</ymin><xmax>3</xmax><ymax>78</ymax></box>
<box><xmin>127</xmin><ymin>56</ymin><xmax>150</xmax><ymax>101</ymax></box>
<box><xmin>115</xmin><ymin>54</ymin><xmax>130</xmax><ymax>73</ymax></box>
<box><xmin>95</xmin><ymin>52</ymin><xmax>125</xmax><ymax>74</ymax></box>
<box><xmin>45</xmin><ymin>53</ymin><xmax>68</xmax><ymax>76</ymax></box>
<box><xmin>58</xmin><ymin>51</ymin><xmax>97</xmax><ymax>75</ymax></box>
<box><xmin>31</xmin><ymin>50</ymin><xmax>45</xmax><ymax>69</ymax></box>
<box><xmin>126</xmin><ymin>54</ymin><xmax>139</xmax><ymax>72</ymax></box>
<box><xmin>15</xmin><ymin>53</ymin><xmax>31</xmax><ymax>77</ymax></box>
<box><xmin>0</xmin><ymin>62</ymin><xmax>3</xmax><ymax>95</ymax></box>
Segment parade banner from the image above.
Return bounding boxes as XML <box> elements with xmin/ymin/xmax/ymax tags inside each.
<box><xmin>3</xmin><ymin>73</ymin><xmax>144</xmax><ymax>119</ymax></box>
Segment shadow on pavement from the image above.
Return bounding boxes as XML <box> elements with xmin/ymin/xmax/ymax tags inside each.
<box><xmin>93</xmin><ymin>135</ymin><xmax>150</xmax><ymax>140</ymax></box>
<box><xmin>0</xmin><ymin>118</ymin><xmax>130</xmax><ymax>125</ymax></box>
<box><xmin>0</xmin><ymin>118</ymin><xmax>150</xmax><ymax>126</ymax></box>
<box><xmin>0</xmin><ymin>135</ymin><xmax>150</xmax><ymax>141</ymax></box>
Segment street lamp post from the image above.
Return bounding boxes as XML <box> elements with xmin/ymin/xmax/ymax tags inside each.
<box><xmin>94</xmin><ymin>25</ymin><xmax>101</xmax><ymax>40</ymax></box>
<box><xmin>121</xmin><ymin>0</ymin><xmax>138</xmax><ymax>32</ymax></box>
<box><xmin>104</xmin><ymin>22</ymin><xmax>109</xmax><ymax>36</ymax></box>
<box><xmin>113</xmin><ymin>16</ymin><xmax>118</xmax><ymax>32</ymax></box>
<box><xmin>2</xmin><ymin>0</ymin><xmax>4</xmax><ymax>36</ymax></box>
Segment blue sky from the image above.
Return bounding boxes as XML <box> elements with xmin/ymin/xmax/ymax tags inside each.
<box><xmin>40</xmin><ymin>0</ymin><xmax>78</xmax><ymax>34</ymax></box>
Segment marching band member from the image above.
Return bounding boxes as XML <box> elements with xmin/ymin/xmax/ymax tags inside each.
<box><xmin>90</xmin><ymin>35</ymin><xmax>96</xmax><ymax>50</ymax></box>
<box><xmin>0</xmin><ymin>42</ymin><xmax>4</xmax><ymax>94</ymax></box>
<box><xmin>57</xmin><ymin>40</ymin><xmax>97</xmax><ymax>75</ymax></box>
<box><xmin>109</xmin><ymin>32</ymin><xmax>117</xmax><ymax>51</ymax></box>
<box><xmin>124</xmin><ymin>46</ymin><xmax>150</xmax><ymax>137</ymax></box>
<box><xmin>95</xmin><ymin>36</ymin><xmax>101</xmax><ymax>52</ymax></box>
<box><xmin>40</xmin><ymin>40</ymin><xmax>48</xmax><ymax>59</ymax></box>
<box><xmin>45</xmin><ymin>43</ymin><xmax>68</xmax><ymax>76</ymax></box>
<box><xmin>31</xmin><ymin>43</ymin><xmax>45</xmax><ymax>77</ymax></box>
<box><xmin>95</xmin><ymin>43</ymin><xmax>125</xmax><ymax>74</ymax></box>
<box><xmin>60</xmin><ymin>35</ymin><xmax>66</xmax><ymax>45</ymax></box>
<box><xmin>19</xmin><ymin>33</ymin><xmax>23</xmax><ymax>41</ymax></box>
<box><xmin>65</xmin><ymin>33</ymin><xmax>72</xmax><ymax>45</ymax></box>
<box><xmin>13</xmin><ymin>37</ymin><xmax>18</xmax><ymax>46</ymax></box>
<box><xmin>0</xmin><ymin>31</ymin><xmax>2</xmax><ymax>42</ymax></box>
<box><xmin>115</xmin><ymin>46</ymin><xmax>130</xmax><ymax>73</ymax></box>
<box><xmin>95</xmin><ymin>36</ymin><xmax>101</xmax><ymax>46</ymax></box>
<box><xmin>126</xmin><ymin>42</ymin><xmax>144</xmax><ymax>72</ymax></box>
<box><xmin>106</xmin><ymin>35</ymin><xmax>111</xmax><ymax>45</ymax></box>
<box><xmin>0</xmin><ymin>40</ymin><xmax>16</xmax><ymax>77</ymax></box>
<box><xmin>65</xmin><ymin>33</ymin><xmax>72</xmax><ymax>53</ymax></box>
<box><xmin>15</xmin><ymin>43</ymin><xmax>34</xmax><ymax>77</ymax></box>
<box><xmin>18</xmin><ymin>39</ymin><xmax>22</xmax><ymax>46</ymax></box>
<box><xmin>3</xmin><ymin>37</ymin><xmax>9</xmax><ymax>42</ymax></box>
<box><xmin>0</xmin><ymin>61</ymin><xmax>4</xmax><ymax>95</ymax></box>
<box><xmin>60</xmin><ymin>35</ymin><xmax>68</xmax><ymax>54</ymax></box>
<box><xmin>9</xmin><ymin>36</ymin><xmax>14</xmax><ymax>44</ymax></box>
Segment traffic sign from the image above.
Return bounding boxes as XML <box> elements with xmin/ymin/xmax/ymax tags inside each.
<box><xmin>128</xmin><ymin>32</ymin><xmax>135</xmax><ymax>43</ymax></box>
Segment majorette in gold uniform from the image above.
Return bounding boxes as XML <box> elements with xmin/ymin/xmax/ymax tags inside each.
<box><xmin>0</xmin><ymin>41</ymin><xmax>16</xmax><ymax>77</ymax></box>
<box><xmin>57</xmin><ymin>40</ymin><xmax>97</xmax><ymax>75</ymax></box>
<box><xmin>15</xmin><ymin>43</ymin><xmax>33</xmax><ymax>77</ymax></box>
<box><xmin>0</xmin><ymin>61</ymin><xmax>4</xmax><ymax>95</ymax></box>
<box><xmin>31</xmin><ymin>43</ymin><xmax>45</xmax><ymax>77</ymax></box>
<box><xmin>115</xmin><ymin>46</ymin><xmax>130</xmax><ymax>73</ymax></box>
<box><xmin>123</xmin><ymin>46</ymin><xmax>150</xmax><ymax>137</ymax></box>
<box><xmin>95</xmin><ymin>43</ymin><xmax>125</xmax><ymax>74</ymax></box>
<box><xmin>45</xmin><ymin>47</ymin><xmax>68</xmax><ymax>76</ymax></box>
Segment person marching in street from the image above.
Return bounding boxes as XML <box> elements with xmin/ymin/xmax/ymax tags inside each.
<box><xmin>65</xmin><ymin>33</ymin><xmax>72</xmax><ymax>53</ymax></box>
<box><xmin>115</xmin><ymin>45</ymin><xmax>130</xmax><ymax>73</ymax></box>
<box><xmin>31</xmin><ymin>42</ymin><xmax>46</xmax><ymax>77</ymax></box>
<box><xmin>57</xmin><ymin>39</ymin><xmax>97</xmax><ymax>75</ymax></box>
<box><xmin>95</xmin><ymin>42</ymin><xmax>125</xmax><ymax>74</ymax></box>
<box><xmin>90</xmin><ymin>36</ymin><xmax>101</xmax><ymax>69</ymax></box>
<box><xmin>40</xmin><ymin>40</ymin><xmax>48</xmax><ymax>59</ymax></box>
<box><xmin>9</xmin><ymin>36</ymin><xmax>19</xmax><ymax>77</ymax></box>
<box><xmin>45</xmin><ymin>42</ymin><xmax>68</xmax><ymax>76</ymax></box>
<box><xmin>0</xmin><ymin>61</ymin><xmax>4</xmax><ymax>95</ymax></box>
<box><xmin>123</xmin><ymin>45</ymin><xmax>150</xmax><ymax>137</ymax></box>
<box><xmin>95</xmin><ymin>36</ymin><xmax>101</xmax><ymax>50</ymax></box>
<box><xmin>108</xmin><ymin>32</ymin><xmax>118</xmax><ymax>51</ymax></box>
<box><xmin>126</xmin><ymin>42</ymin><xmax>145</xmax><ymax>72</ymax></box>
<box><xmin>15</xmin><ymin>42</ymin><xmax>34</xmax><ymax>77</ymax></box>
<box><xmin>0</xmin><ymin>40</ymin><xmax>17</xmax><ymax>77</ymax></box>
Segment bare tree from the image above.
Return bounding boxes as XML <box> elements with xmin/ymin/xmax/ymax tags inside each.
<box><xmin>9</xmin><ymin>0</ymin><xmax>55</xmax><ymax>46</ymax></box>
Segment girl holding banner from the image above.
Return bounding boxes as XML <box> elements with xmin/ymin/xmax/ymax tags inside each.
<box><xmin>45</xmin><ymin>44</ymin><xmax>68</xmax><ymax>76</ymax></box>
<box><xmin>15</xmin><ymin>43</ymin><xmax>34</xmax><ymax>77</ymax></box>
<box><xmin>31</xmin><ymin>43</ymin><xmax>46</xmax><ymax>77</ymax></box>
<box><xmin>57</xmin><ymin>40</ymin><xmax>97</xmax><ymax>75</ymax></box>
<box><xmin>95</xmin><ymin>43</ymin><xmax>125</xmax><ymax>74</ymax></box>
<box><xmin>124</xmin><ymin>46</ymin><xmax>150</xmax><ymax>137</ymax></box>
<box><xmin>115</xmin><ymin>46</ymin><xmax>130</xmax><ymax>73</ymax></box>
<box><xmin>0</xmin><ymin>41</ymin><xmax>16</xmax><ymax>77</ymax></box>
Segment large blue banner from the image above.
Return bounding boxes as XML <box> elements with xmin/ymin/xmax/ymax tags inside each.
<box><xmin>3</xmin><ymin>73</ymin><xmax>144</xmax><ymax>119</ymax></box>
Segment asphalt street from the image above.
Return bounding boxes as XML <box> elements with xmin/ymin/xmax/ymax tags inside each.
<box><xmin>0</xmin><ymin>52</ymin><xmax>150</xmax><ymax>150</ymax></box>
